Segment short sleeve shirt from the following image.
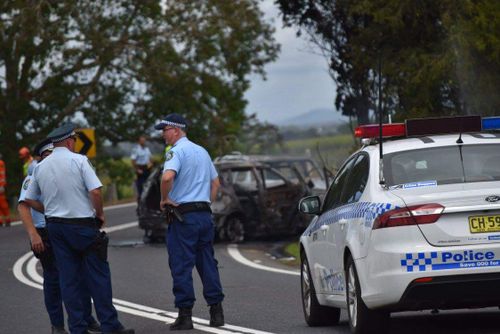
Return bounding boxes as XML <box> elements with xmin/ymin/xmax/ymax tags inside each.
<box><xmin>163</xmin><ymin>137</ymin><xmax>218</xmax><ymax>204</ymax></box>
<box><xmin>19</xmin><ymin>173</ymin><xmax>46</xmax><ymax>228</ymax></box>
<box><xmin>25</xmin><ymin>147</ymin><xmax>103</xmax><ymax>218</ymax></box>
<box><xmin>130</xmin><ymin>145</ymin><xmax>152</xmax><ymax>165</ymax></box>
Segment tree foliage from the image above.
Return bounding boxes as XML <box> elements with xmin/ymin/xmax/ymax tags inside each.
<box><xmin>0</xmin><ymin>0</ymin><xmax>279</xmax><ymax>189</ymax></box>
<box><xmin>276</xmin><ymin>0</ymin><xmax>499</xmax><ymax>124</ymax></box>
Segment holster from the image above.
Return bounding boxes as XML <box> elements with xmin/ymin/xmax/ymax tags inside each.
<box><xmin>165</xmin><ymin>205</ymin><xmax>184</xmax><ymax>224</ymax></box>
<box><xmin>85</xmin><ymin>231</ymin><xmax>109</xmax><ymax>261</ymax></box>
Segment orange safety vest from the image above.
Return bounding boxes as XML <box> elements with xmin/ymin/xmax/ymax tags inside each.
<box><xmin>0</xmin><ymin>159</ymin><xmax>6</xmax><ymax>188</ymax></box>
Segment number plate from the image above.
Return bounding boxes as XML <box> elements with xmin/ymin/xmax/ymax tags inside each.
<box><xmin>469</xmin><ymin>215</ymin><xmax>500</xmax><ymax>233</ymax></box>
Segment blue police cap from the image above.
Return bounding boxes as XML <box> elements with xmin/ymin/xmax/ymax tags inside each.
<box><xmin>154</xmin><ymin>113</ymin><xmax>188</xmax><ymax>130</ymax></box>
<box><xmin>48</xmin><ymin>123</ymin><xmax>77</xmax><ymax>143</ymax></box>
<box><xmin>34</xmin><ymin>138</ymin><xmax>54</xmax><ymax>157</ymax></box>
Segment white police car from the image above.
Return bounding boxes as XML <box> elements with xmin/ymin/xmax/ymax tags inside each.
<box><xmin>298</xmin><ymin>116</ymin><xmax>500</xmax><ymax>334</ymax></box>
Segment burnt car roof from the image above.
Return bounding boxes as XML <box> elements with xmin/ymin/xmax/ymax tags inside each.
<box><xmin>214</xmin><ymin>152</ymin><xmax>317</xmax><ymax>164</ymax></box>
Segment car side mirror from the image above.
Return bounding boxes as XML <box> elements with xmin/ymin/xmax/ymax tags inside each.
<box><xmin>298</xmin><ymin>196</ymin><xmax>321</xmax><ymax>215</ymax></box>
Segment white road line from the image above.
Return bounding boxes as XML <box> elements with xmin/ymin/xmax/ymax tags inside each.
<box><xmin>226</xmin><ymin>244</ymin><xmax>300</xmax><ymax>276</ymax></box>
<box><xmin>13</xmin><ymin>221</ymin><xmax>275</xmax><ymax>334</ymax></box>
<box><xmin>103</xmin><ymin>221</ymin><xmax>138</xmax><ymax>233</ymax></box>
<box><xmin>8</xmin><ymin>202</ymin><xmax>137</xmax><ymax>227</ymax></box>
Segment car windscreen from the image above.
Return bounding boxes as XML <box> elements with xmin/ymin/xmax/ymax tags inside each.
<box><xmin>384</xmin><ymin>144</ymin><xmax>500</xmax><ymax>187</ymax></box>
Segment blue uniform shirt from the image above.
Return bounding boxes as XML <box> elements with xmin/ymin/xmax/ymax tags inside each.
<box><xmin>163</xmin><ymin>137</ymin><xmax>218</xmax><ymax>204</ymax></box>
<box><xmin>18</xmin><ymin>167</ymin><xmax>46</xmax><ymax>228</ymax></box>
<box><xmin>130</xmin><ymin>145</ymin><xmax>151</xmax><ymax>165</ymax></box>
<box><xmin>25</xmin><ymin>147</ymin><xmax>103</xmax><ymax>218</ymax></box>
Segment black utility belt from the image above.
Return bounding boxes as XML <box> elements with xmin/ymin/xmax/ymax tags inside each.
<box><xmin>46</xmin><ymin>217</ymin><xmax>100</xmax><ymax>228</ymax></box>
<box><xmin>177</xmin><ymin>202</ymin><xmax>211</xmax><ymax>214</ymax></box>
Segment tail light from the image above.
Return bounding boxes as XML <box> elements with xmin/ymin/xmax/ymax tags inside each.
<box><xmin>372</xmin><ymin>203</ymin><xmax>444</xmax><ymax>229</ymax></box>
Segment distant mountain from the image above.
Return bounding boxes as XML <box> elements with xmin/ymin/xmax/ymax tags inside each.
<box><xmin>275</xmin><ymin>108</ymin><xmax>348</xmax><ymax>128</ymax></box>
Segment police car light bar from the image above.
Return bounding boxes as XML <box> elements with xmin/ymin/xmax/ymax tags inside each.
<box><xmin>405</xmin><ymin>115</ymin><xmax>481</xmax><ymax>137</ymax></box>
<box><xmin>354</xmin><ymin>123</ymin><xmax>406</xmax><ymax>138</ymax></box>
<box><xmin>482</xmin><ymin>117</ymin><xmax>500</xmax><ymax>130</ymax></box>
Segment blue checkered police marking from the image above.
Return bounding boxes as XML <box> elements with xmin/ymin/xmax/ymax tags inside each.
<box><xmin>401</xmin><ymin>250</ymin><xmax>500</xmax><ymax>272</ymax></box>
<box><xmin>401</xmin><ymin>252</ymin><xmax>438</xmax><ymax>272</ymax></box>
<box><xmin>304</xmin><ymin>202</ymin><xmax>397</xmax><ymax>236</ymax></box>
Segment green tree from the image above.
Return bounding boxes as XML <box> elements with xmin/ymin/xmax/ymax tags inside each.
<box><xmin>277</xmin><ymin>0</ymin><xmax>499</xmax><ymax>123</ymax></box>
<box><xmin>0</xmin><ymin>0</ymin><xmax>279</xmax><ymax>191</ymax></box>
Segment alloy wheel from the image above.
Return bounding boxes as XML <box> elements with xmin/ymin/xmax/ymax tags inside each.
<box><xmin>301</xmin><ymin>261</ymin><xmax>311</xmax><ymax>317</ymax></box>
<box><xmin>347</xmin><ymin>265</ymin><xmax>358</xmax><ymax>328</ymax></box>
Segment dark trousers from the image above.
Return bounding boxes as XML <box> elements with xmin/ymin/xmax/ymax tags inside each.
<box><xmin>166</xmin><ymin>211</ymin><xmax>224</xmax><ymax>308</ymax></box>
<box><xmin>36</xmin><ymin>228</ymin><xmax>96</xmax><ymax>328</ymax></box>
<box><xmin>47</xmin><ymin>222</ymin><xmax>122</xmax><ymax>334</ymax></box>
<box><xmin>135</xmin><ymin>167</ymin><xmax>150</xmax><ymax>199</ymax></box>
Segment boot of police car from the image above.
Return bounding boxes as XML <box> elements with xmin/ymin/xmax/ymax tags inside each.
<box><xmin>170</xmin><ymin>308</ymin><xmax>194</xmax><ymax>330</ymax></box>
<box><xmin>209</xmin><ymin>302</ymin><xmax>224</xmax><ymax>327</ymax></box>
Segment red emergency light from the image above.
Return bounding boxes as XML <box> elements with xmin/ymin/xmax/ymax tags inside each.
<box><xmin>354</xmin><ymin>123</ymin><xmax>406</xmax><ymax>138</ymax></box>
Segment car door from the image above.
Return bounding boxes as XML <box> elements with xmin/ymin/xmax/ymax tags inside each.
<box><xmin>308</xmin><ymin>156</ymin><xmax>356</xmax><ymax>295</ymax></box>
<box><xmin>259</xmin><ymin>167</ymin><xmax>303</xmax><ymax>231</ymax></box>
<box><xmin>326</xmin><ymin>153</ymin><xmax>370</xmax><ymax>295</ymax></box>
<box><xmin>230</xmin><ymin>167</ymin><xmax>262</xmax><ymax>226</ymax></box>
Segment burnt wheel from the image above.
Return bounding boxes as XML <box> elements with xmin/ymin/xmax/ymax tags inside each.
<box><xmin>301</xmin><ymin>252</ymin><xmax>340</xmax><ymax>326</ymax></box>
<box><xmin>225</xmin><ymin>216</ymin><xmax>245</xmax><ymax>243</ymax></box>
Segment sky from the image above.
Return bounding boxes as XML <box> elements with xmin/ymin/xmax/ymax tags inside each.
<box><xmin>244</xmin><ymin>0</ymin><xmax>337</xmax><ymax>124</ymax></box>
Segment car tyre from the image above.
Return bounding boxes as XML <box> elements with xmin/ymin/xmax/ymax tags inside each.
<box><xmin>301</xmin><ymin>252</ymin><xmax>340</xmax><ymax>326</ymax></box>
<box><xmin>225</xmin><ymin>216</ymin><xmax>245</xmax><ymax>243</ymax></box>
<box><xmin>346</xmin><ymin>256</ymin><xmax>389</xmax><ymax>334</ymax></box>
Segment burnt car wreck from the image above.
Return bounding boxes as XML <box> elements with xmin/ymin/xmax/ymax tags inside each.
<box><xmin>137</xmin><ymin>154</ymin><xmax>323</xmax><ymax>243</ymax></box>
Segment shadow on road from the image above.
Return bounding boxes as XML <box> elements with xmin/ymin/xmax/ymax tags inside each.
<box><xmin>389</xmin><ymin>310</ymin><xmax>500</xmax><ymax>334</ymax></box>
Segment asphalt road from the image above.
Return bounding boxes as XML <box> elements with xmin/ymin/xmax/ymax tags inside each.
<box><xmin>1</xmin><ymin>203</ymin><xmax>500</xmax><ymax>333</ymax></box>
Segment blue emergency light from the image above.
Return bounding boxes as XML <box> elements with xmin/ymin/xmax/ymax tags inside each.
<box><xmin>482</xmin><ymin>117</ymin><xmax>500</xmax><ymax>131</ymax></box>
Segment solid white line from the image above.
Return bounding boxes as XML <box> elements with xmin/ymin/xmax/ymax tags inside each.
<box><xmin>8</xmin><ymin>202</ymin><xmax>137</xmax><ymax>227</ymax></box>
<box><xmin>226</xmin><ymin>244</ymin><xmax>299</xmax><ymax>276</ymax></box>
<box><xmin>13</xmin><ymin>252</ymin><xmax>42</xmax><ymax>289</ymax></box>
<box><xmin>103</xmin><ymin>221</ymin><xmax>138</xmax><ymax>233</ymax></box>
<box><xmin>104</xmin><ymin>202</ymin><xmax>137</xmax><ymax>211</ymax></box>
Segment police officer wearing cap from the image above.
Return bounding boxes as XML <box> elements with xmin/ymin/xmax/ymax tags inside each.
<box><xmin>18</xmin><ymin>138</ymin><xmax>101</xmax><ymax>334</ymax></box>
<box><xmin>155</xmin><ymin>113</ymin><xmax>225</xmax><ymax>330</ymax></box>
<box><xmin>24</xmin><ymin>123</ymin><xmax>134</xmax><ymax>334</ymax></box>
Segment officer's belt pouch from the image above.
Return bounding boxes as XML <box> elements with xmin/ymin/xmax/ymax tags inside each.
<box><xmin>85</xmin><ymin>231</ymin><xmax>109</xmax><ymax>261</ymax></box>
<box><xmin>177</xmin><ymin>202</ymin><xmax>212</xmax><ymax>214</ymax></box>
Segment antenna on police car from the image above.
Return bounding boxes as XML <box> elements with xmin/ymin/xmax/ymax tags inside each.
<box><xmin>378</xmin><ymin>53</ymin><xmax>386</xmax><ymax>185</ymax></box>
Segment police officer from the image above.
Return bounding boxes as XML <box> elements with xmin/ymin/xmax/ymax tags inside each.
<box><xmin>18</xmin><ymin>138</ymin><xmax>101</xmax><ymax>334</ymax></box>
<box><xmin>155</xmin><ymin>114</ymin><xmax>225</xmax><ymax>330</ymax></box>
<box><xmin>130</xmin><ymin>135</ymin><xmax>152</xmax><ymax>201</ymax></box>
<box><xmin>24</xmin><ymin>123</ymin><xmax>134</xmax><ymax>334</ymax></box>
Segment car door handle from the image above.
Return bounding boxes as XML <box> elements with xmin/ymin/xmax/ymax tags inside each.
<box><xmin>320</xmin><ymin>224</ymin><xmax>329</xmax><ymax>231</ymax></box>
<box><xmin>338</xmin><ymin>219</ymin><xmax>348</xmax><ymax>225</ymax></box>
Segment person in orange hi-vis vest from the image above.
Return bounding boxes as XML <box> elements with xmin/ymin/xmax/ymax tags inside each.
<box><xmin>0</xmin><ymin>153</ymin><xmax>11</xmax><ymax>227</ymax></box>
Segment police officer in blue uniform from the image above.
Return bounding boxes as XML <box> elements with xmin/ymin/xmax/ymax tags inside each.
<box><xmin>155</xmin><ymin>114</ymin><xmax>225</xmax><ymax>330</ymax></box>
<box><xmin>24</xmin><ymin>124</ymin><xmax>134</xmax><ymax>334</ymax></box>
<box><xmin>18</xmin><ymin>138</ymin><xmax>101</xmax><ymax>334</ymax></box>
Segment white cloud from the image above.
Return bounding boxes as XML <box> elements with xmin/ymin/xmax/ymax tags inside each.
<box><xmin>245</xmin><ymin>0</ymin><xmax>337</xmax><ymax>123</ymax></box>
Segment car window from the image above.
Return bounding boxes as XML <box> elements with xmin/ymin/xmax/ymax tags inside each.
<box><xmin>322</xmin><ymin>156</ymin><xmax>356</xmax><ymax>211</ymax></box>
<box><xmin>260</xmin><ymin>168</ymin><xmax>287</xmax><ymax>189</ymax></box>
<box><xmin>231</xmin><ymin>169</ymin><xmax>258</xmax><ymax>191</ymax></box>
<box><xmin>384</xmin><ymin>144</ymin><xmax>500</xmax><ymax>186</ymax></box>
<box><xmin>340</xmin><ymin>154</ymin><xmax>369</xmax><ymax>204</ymax></box>
<box><xmin>273</xmin><ymin>166</ymin><xmax>300</xmax><ymax>184</ymax></box>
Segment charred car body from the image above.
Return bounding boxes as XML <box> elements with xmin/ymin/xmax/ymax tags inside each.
<box><xmin>138</xmin><ymin>155</ymin><xmax>315</xmax><ymax>242</ymax></box>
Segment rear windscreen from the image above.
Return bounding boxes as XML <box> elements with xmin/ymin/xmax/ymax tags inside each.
<box><xmin>384</xmin><ymin>144</ymin><xmax>500</xmax><ymax>187</ymax></box>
